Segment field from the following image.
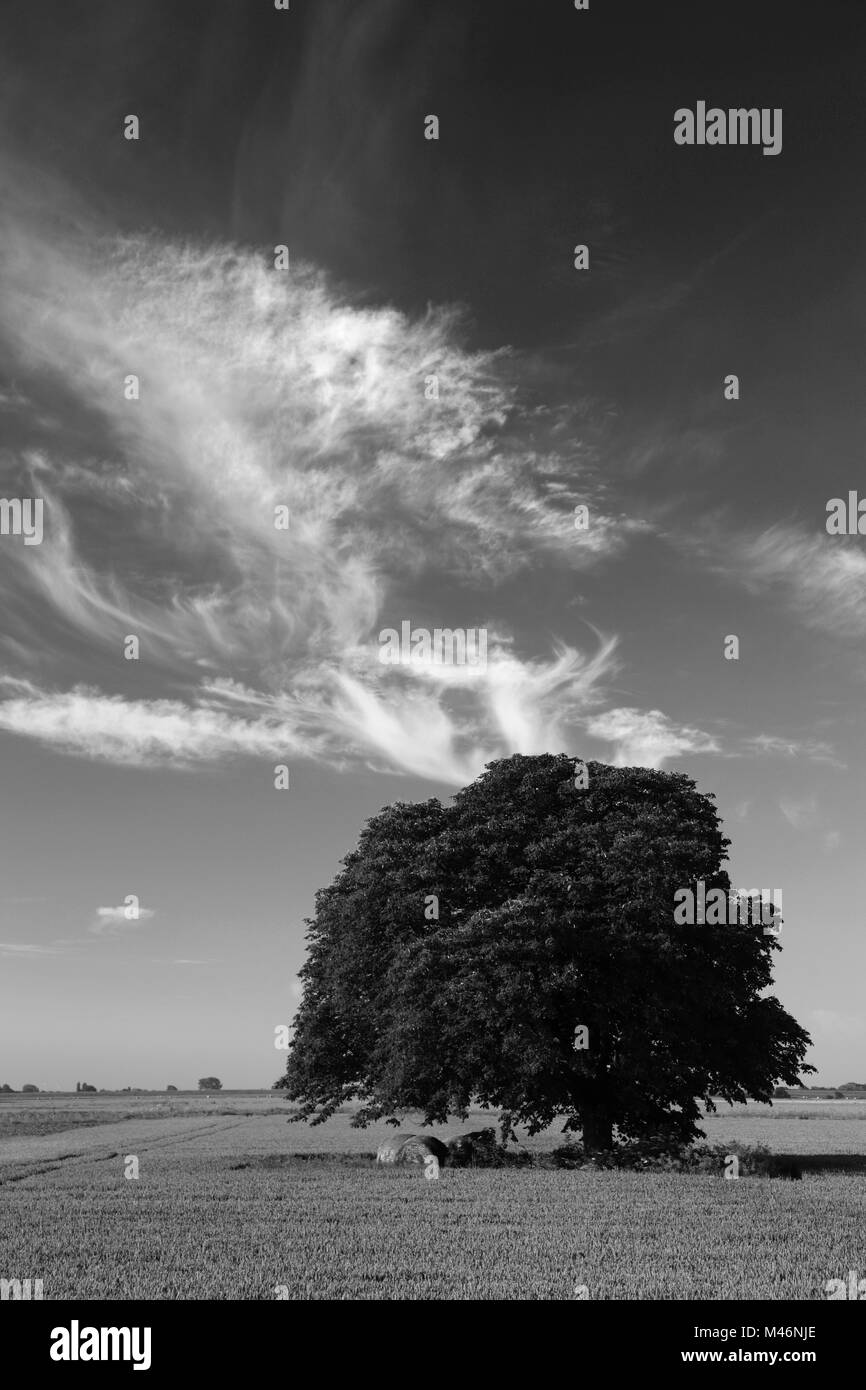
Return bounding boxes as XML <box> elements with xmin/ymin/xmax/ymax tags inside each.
<box><xmin>2</xmin><ymin>1091</ymin><xmax>865</xmax><ymax>1300</ymax></box>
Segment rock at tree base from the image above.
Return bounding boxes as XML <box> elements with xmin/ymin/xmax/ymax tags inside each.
<box><xmin>376</xmin><ymin>1134</ymin><xmax>448</xmax><ymax>1166</ymax></box>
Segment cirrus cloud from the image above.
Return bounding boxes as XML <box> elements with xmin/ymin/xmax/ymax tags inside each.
<box><xmin>0</xmin><ymin>174</ymin><xmax>679</xmax><ymax>783</ymax></box>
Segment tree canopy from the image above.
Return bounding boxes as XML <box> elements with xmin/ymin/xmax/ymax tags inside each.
<box><xmin>279</xmin><ymin>754</ymin><xmax>812</xmax><ymax>1149</ymax></box>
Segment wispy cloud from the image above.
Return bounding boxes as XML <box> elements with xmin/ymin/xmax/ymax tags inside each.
<box><xmin>0</xmin><ymin>941</ymin><xmax>57</xmax><ymax>958</ymax></box>
<box><xmin>149</xmin><ymin>958</ymin><xmax>213</xmax><ymax>967</ymax></box>
<box><xmin>0</xmin><ymin>679</ymin><xmax>314</xmax><ymax>769</ymax></box>
<box><xmin>743</xmin><ymin>734</ymin><xmax>843</xmax><ymax>767</ymax></box>
<box><xmin>0</xmin><ymin>178</ymin><xmax>662</xmax><ymax>783</ymax></box>
<box><xmin>0</xmin><ymin>635</ymin><xmax>619</xmax><ymax>784</ymax></box>
<box><xmin>696</xmin><ymin>522</ymin><xmax>866</xmax><ymax>642</ymax></box>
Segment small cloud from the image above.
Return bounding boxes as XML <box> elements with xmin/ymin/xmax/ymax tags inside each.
<box><xmin>733</xmin><ymin>799</ymin><xmax>752</xmax><ymax>819</ymax></box>
<box><xmin>779</xmin><ymin>797</ymin><xmax>818</xmax><ymax>831</ymax></box>
<box><xmin>583</xmin><ymin>706</ymin><xmax>719</xmax><ymax>768</ymax></box>
<box><xmin>90</xmin><ymin>903</ymin><xmax>155</xmax><ymax>934</ymax></box>
<box><xmin>822</xmin><ymin>830</ymin><xmax>841</xmax><ymax>852</ymax></box>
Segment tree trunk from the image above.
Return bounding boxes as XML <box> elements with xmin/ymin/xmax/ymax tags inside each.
<box><xmin>580</xmin><ymin>1107</ymin><xmax>613</xmax><ymax>1152</ymax></box>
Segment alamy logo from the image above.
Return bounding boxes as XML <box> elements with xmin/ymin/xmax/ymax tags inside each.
<box><xmin>0</xmin><ymin>1277</ymin><xmax>43</xmax><ymax>1300</ymax></box>
<box><xmin>674</xmin><ymin>103</ymin><xmax>782</xmax><ymax>156</ymax></box>
<box><xmin>378</xmin><ymin>621</ymin><xmax>488</xmax><ymax>667</ymax></box>
<box><xmin>0</xmin><ymin>498</ymin><xmax>43</xmax><ymax>545</ymax></box>
<box><xmin>50</xmin><ymin>1321</ymin><xmax>152</xmax><ymax>1371</ymax></box>
<box><xmin>826</xmin><ymin>492</ymin><xmax>866</xmax><ymax>534</ymax></box>
<box><xmin>673</xmin><ymin>882</ymin><xmax>782</xmax><ymax>932</ymax></box>
<box><xmin>824</xmin><ymin>1270</ymin><xmax>866</xmax><ymax>1300</ymax></box>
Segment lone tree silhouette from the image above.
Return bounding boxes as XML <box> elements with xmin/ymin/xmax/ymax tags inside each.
<box><xmin>279</xmin><ymin>754</ymin><xmax>812</xmax><ymax>1150</ymax></box>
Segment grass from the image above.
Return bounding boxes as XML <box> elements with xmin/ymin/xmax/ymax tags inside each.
<box><xmin>1</xmin><ymin>1092</ymin><xmax>865</xmax><ymax>1300</ymax></box>
<box><xmin>1</xmin><ymin>1156</ymin><xmax>861</xmax><ymax>1299</ymax></box>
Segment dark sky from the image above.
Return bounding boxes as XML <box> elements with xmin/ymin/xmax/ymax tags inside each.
<box><xmin>4</xmin><ymin>1</ymin><xmax>864</xmax><ymax>318</ymax></box>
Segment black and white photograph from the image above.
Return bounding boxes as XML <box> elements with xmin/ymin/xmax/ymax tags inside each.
<box><xmin>0</xmin><ymin>0</ymin><xmax>864</xmax><ymax>1348</ymax></box>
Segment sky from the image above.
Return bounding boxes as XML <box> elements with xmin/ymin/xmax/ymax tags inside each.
<box><xmin>0</xmin><ymin>0</ymin><xmax>864</xmax><ymax>1091</ymax></box>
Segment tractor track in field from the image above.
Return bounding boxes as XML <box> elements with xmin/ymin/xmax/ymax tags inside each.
<box><xmin>0</xmin><ymin>1115</ymin><xmax>256</xmax><ymax>1185</ymax></box>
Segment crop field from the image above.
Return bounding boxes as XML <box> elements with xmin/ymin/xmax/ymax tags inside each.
<box><xmin>1</xmin><ymin>1092</ymin><xmax>865</xmax><ymax>1300</ymax></box>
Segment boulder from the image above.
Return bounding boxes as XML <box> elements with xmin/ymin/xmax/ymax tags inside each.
<box><xmin>376</xmin><ymin>1133</ymin><xmax>417</xmax><ymax>1164</ymax></box>
<box><xmin>376</xmin><ymin>1133</ymin><xmax>448</xmax><ymax>1166</ymax></box>
<box><xmin>395</xmin><ymin>1134</ymin><xmax>448</xmax><ymax>1166</ymax></box>
<box><xmin>446</xmin><ymin>1128</ymin><xmax>499</xmax><ymax>1167</ymax></box>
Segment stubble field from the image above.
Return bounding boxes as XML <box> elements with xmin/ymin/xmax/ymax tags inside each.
<box><xmin>1</xmin><ymin>1091</ymin><xmax>864</xmax><ymax>1300</ymax></box>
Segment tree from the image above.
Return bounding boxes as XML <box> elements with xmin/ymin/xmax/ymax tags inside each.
<box><xmin>280</xmin><ymin>754</ymin><xmax>813</xmax><ymax>1150</ymax></box>
<box><xmin>166</xmin><ymin>1085</ymin><xmax>178</xmax><ymax>1092</ymax></box>
<box><xmin>22</xmin><ymin>1084</ymin><xmax>39</xmax><ymax>1093</ymax></box>
<box><xmin>80</xmin><ymin>1083</ymin><xmax>96</xmax><ymax>1093</ymax></box>
<box><xmin>0</xmin><ymin>1083</ymin><xmax>13</xmax><ymax>1092</ymax></box>
<box><xmin>198</xmin><ymin>1077</ymin><xmax>222</xmax><ymax>1091</ymax></box>
<box><xmin>773</xmin><ymin>1086</ymin><xmax>791</xmax><ymax>1099</ymax></box>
